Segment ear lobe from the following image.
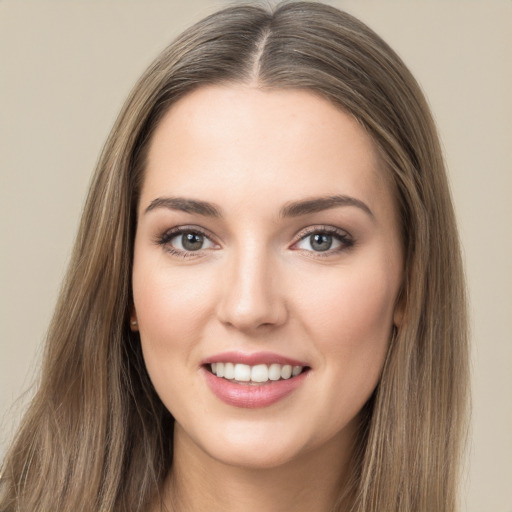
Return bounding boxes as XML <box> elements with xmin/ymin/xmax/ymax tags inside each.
<box><xmin>130</xmin><ymin>307</ymin><xmax>139</xmax><ymax>332</ymax></box>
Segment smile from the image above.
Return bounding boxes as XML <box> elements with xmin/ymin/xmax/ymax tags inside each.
<box><xmin>210</xmin><ymin>362</ymin><xmax>304</xmax><ymax>383</ymax></box>
<box><xmin>201</xmin><ymin>351</ymin><xmax>311</xmax><ymax>408</ymax></box>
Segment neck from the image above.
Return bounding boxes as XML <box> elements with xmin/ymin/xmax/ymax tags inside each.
<box><xmin>159</xmin><ymin>422</ymin><xmax>357</xmax><ymax>512</ymax></box>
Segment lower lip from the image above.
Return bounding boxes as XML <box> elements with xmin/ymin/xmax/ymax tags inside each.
<box><xmin>202</xmin><ymin>368</ymin><xmax>309</xmax><ymax>408</ymax></box>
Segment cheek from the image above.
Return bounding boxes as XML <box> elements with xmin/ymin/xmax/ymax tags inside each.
<box><xmin>293</xmin><ymin>264</ymin><xmax>398</xmax><ymax>436</ymax></box>
<box><xmin>133</xmin><ymin>262</ymin><xmax>211</xmax><ymax>343</ymax></box>
<box><xmin>131</xmin><ymin>258</ymin><xmax>216</xmax><ymax>399</ymax></box>
<box><xmin>296</xmin><ymin>263</ymin><xmax>397</xmax><ymax>365</ymax></box>
<box><xmin>131</xmin><ymin>266</ymin><xmax>213</xmax><ymax>422</ymax></box>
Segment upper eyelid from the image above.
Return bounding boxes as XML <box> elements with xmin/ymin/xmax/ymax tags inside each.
<box><xmin>156</xmin><ymin>224</ymin><xmax>352</xmax><ymax>248</ymax></box>
<box><xmin>156</xmin><ymin>226</ymin><xmax>219</xmax><ymax>258</ymax></box>
<box><xmin>293</xmin><ymin>225</ymin><xmax>352</xmax><ymax>241</ymax></box>
<box><xmin>158</xmin><ymin>225</ymin><xmax>218</xmax><ymax>243</ymax></box>
<box><xmin>290</xmin><ymin>225</ymin><xmax>354</xmax><ymax>253</ymax></box>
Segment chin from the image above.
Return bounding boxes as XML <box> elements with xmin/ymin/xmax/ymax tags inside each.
<box><xmin>176</xmin><ymin>417</ymin><xmax>313</xmax><ymax>470</ymax></box>
<box><xmin>208</xmin><ymin>439</ymin><xmax>305</xmax><ymax>471</ymax></box>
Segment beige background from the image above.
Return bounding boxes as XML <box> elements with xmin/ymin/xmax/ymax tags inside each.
<box><xmin>1</xmin><ymin>1</ymin><xmax>511</xmax><ymax>510</ymax></box>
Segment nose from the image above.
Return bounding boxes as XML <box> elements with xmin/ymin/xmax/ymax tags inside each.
<box><xmin>216</xmin><ymin>244</ymin><xmax>288</xmax><ymax>333</ymax></box>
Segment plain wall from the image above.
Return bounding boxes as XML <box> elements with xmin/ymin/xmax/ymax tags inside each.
<box><xmin>1</xmin><ymin>1</ymin><xmax>511</xmax><ymax>510</ymax></box>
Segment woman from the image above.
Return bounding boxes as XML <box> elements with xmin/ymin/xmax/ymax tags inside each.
<box><xmin>0</xmin><ymin>2</ymin><xmax>469</xmax><ymax>511</ymax></box>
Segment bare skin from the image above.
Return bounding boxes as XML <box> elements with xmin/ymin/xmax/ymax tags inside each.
<box><xmin>159</xmin><ymin>419</ymin><xmax>355</xmax><ymax>512</ymax></box>
<box><xmin>134</xmin><ymin>85</ymin><xmax>403</xmax><ymax>512</ymax></box>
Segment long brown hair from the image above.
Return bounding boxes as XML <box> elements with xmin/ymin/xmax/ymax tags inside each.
<box><xmin>0</xmin><ymin>2</ymin><xmax>469</xmax><ymax>511</ymax></box>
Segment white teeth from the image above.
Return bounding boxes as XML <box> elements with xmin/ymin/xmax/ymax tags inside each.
<box><xmin>210</xmin><ymin>362</ymin><xmax>304</xmax><ymax>383</ymax></box>
<box><xmin>281</xmin><ymin>364</ymin><xmax>292</xmax><ymax>379</ymax></box>
<box><xmin>292</xmin><ymin>365</ymin><xmax>302</xmax><ymax>377</ymax></box>
<box><xmin>268</xmin><ymin>364</ymin><xmax>282</xmax><ymax>381</ymax></box>
<box><xmin>234</xmin><ymin>363</ymin><xmax>251</xmax><ymax>381</ymax></box>
<box><xmin>251</xmin><ymin>364</ymin><xmax>268</xmax><ymax>383</ymax></box>
<box><xmin>224</xmin><ymin>362</ymin><xmax>235</xmax><ymax>380</ymax></box>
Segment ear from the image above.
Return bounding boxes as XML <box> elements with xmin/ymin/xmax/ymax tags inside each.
<box><xmin>130</xmin><ymin>306</ymin><xmax>139</xmax><ymax>332</ymax></box>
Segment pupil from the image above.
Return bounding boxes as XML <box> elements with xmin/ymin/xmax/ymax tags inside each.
<box><xmin>182</xmin><ymin>232</ymin><xmax>204</xmax><ymax>251</ymax></box>
<box><xmin>311</xmin><ymin>233</ymin><xmax>332</xmax><ymax>251</ymax></box>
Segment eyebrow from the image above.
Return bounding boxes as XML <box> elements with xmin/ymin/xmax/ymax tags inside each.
<box><xmin>280</xmin><ymin>195</ymin><xmax>374</xmax><ymax>219</ymax></box>
<box><xmin>144</xmin><ymin>194</ymin><xmax>373</xmax><ymax>219</ymax></box>
<box><xmin>145</xmin><ymin>197</ymin><xmax>222</xmax><ymax>217</ymax></box>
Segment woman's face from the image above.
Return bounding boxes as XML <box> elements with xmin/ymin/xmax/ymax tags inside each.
<box><xmin>132</xmin><ymin>85</ymin><xmax>403</xmax><ymax>469</ymax></box>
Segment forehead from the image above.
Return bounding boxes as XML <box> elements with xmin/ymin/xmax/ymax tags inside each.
<box><xmin>141</xmin><ymin>84</ymin><xmax>394</xmax><ymax>219</ymax></box>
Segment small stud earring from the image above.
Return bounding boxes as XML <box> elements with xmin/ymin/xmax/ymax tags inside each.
<box><xmin>131</xmin><ymin>320</ymin><xmax>137</xmax><ymax>326</ymax></box>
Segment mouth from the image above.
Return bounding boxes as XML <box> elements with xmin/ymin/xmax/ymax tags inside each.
<box><xmin>207</xmin><ymin>362</ymin><xmax>308</xmax><ymax>385</ymax></box>
<box><xmin>201</xmin><ymin>352</ymin><xmax>311</xmax><ymax>408</ymax></box>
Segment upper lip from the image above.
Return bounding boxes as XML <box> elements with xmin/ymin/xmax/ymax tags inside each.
<box><xmin>202</xmin><ymin>351</ymin><xmax>309</xmax><ymax>367</ymax></box>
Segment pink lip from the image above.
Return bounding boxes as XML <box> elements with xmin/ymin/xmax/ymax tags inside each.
<box><xmin>202</xmin><ymin>351</ymin><xmax>308</xmax><ymax>367</ymax></box>
<box><xmin>202</xmin><ymin>367</ymin><xmax>309</xmax><ymax>408</ymax></box>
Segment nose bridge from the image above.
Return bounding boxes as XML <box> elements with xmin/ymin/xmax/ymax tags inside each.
<box><xmin>217</xmin><ymin>238</ymin><xmax>285</xmax><ymax>331</ymax></box>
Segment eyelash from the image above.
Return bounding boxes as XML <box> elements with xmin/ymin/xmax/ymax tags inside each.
<box><xmin>155</xmin><ymin>226</ymin><xmax>216</xmax><ymax>259</ymax></box>
<box><xmin>292</xmin><ymin>226</ymin><xmax>354</xmax><ymax>257</ymax></box>
<box><xmin>155</xmin><ymin>225</ymin><xmax>354</xmax><ymax>259</ymax></box>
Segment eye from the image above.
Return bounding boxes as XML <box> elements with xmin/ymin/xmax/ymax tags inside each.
<box><xmin>157</xmin><ymin>227</ymin><xmax>218</xmax><ymax>256</ymax></box>
<box><xmin>172</xmin><ymin>232</ymin><xmax>214</xmax><ymax>251</ymax></box>
<box><xmin>302</xmin><ymin>233</ymin><xmax>335</xmax><ymax>252</ymax></box>
<box><xmin>293</xmin><ymin>227</ymin><xmax>353</xmax><ymax>254</ymax></box>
